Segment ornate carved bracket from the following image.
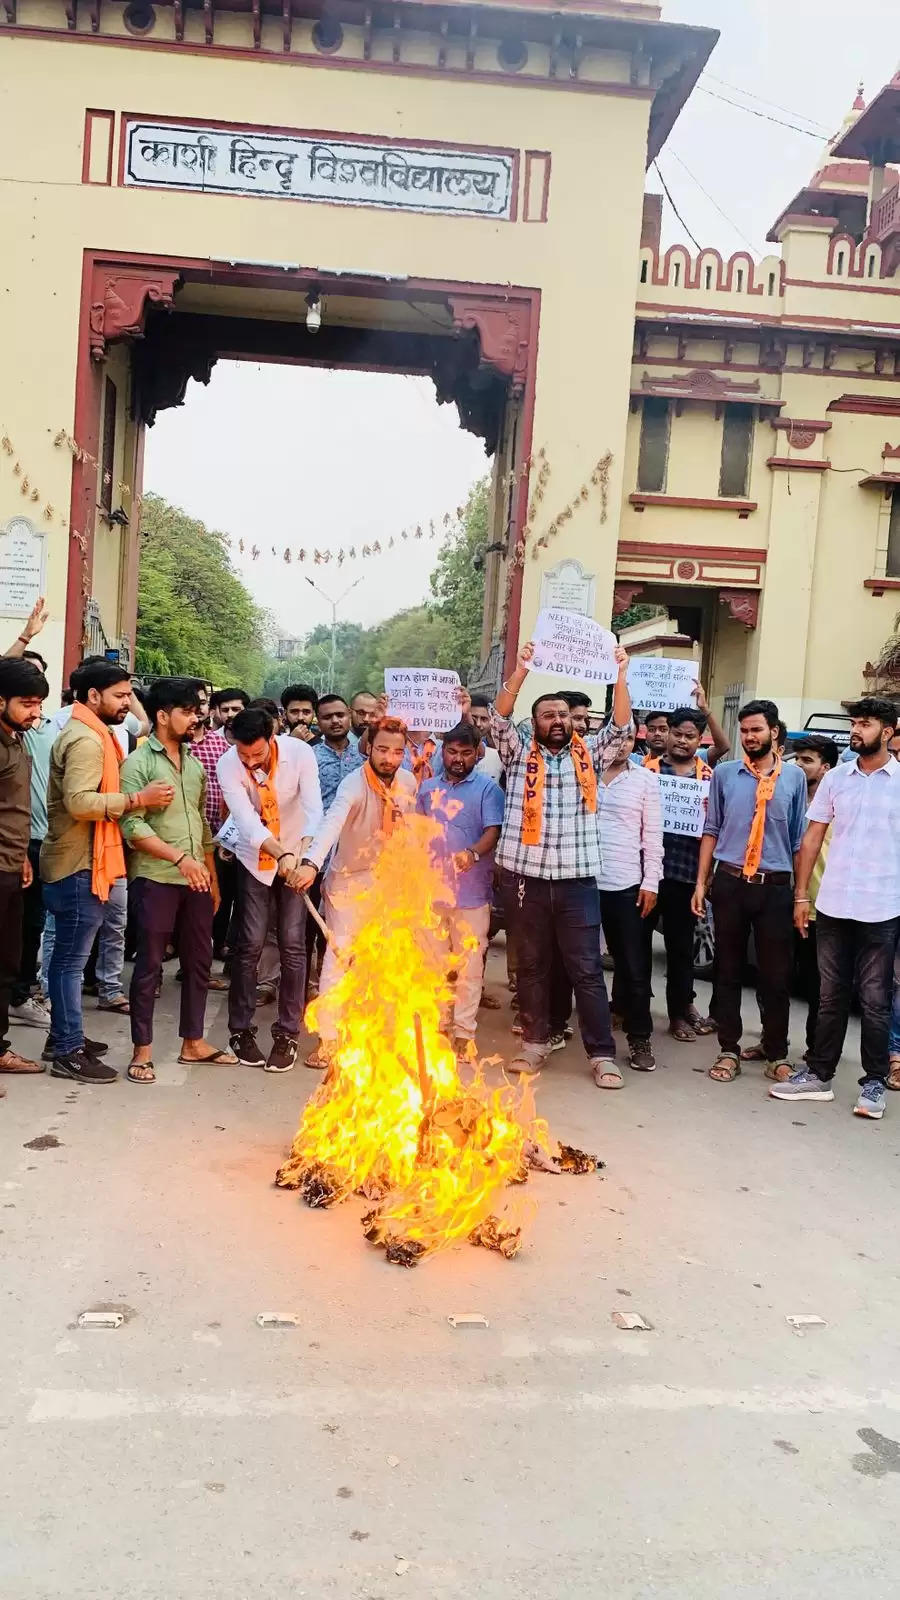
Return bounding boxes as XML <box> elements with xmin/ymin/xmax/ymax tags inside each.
<box><xmin>447</xmin><ymin>296</ymin><xmax>531</xmax><ymax>394</ymax></box>
<box><xmin>613</xmin><ymin>582</ymin><xmax>644</xmax><ymax>615</ymax></box>
<box><xmin>771</xmin><ymin>417</ymin><xmax>832</xmax><ymax>450</ymax></box>
<box><xmin>719</xmin><ymin>588</ymin><xmax>759</xmax><ymax>629</ymax></box>
<box><xmin>89</xmin><ymin>267</ymin><xmax>180</xmax><ymax>362</ymax></box>
<box><xmin>639</xmin><ymin>367</ymin><xmax>761</xmax><ymax>400</ymax></box>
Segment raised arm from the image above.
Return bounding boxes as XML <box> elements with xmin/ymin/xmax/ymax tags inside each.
<box><xmin>4</xmin><ymin>597</ymin><xmax>48</xmax><ymax>661</ymax></box>
<box><xmin>695</xmin><ymin>682</ymin><xmax>730</xmax><ymax>765</ymax></box>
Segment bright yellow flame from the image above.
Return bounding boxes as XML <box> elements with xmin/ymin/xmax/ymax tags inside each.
<box><xmin>276</xmin><ymin>811</ymin><xmax>554</xmax><ymax>1263</ymax></box>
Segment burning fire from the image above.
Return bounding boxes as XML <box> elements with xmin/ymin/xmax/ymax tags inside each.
<box><xmin>276</xmin><ymin>811</ymin><xmax>598</xmax><ymax>1266</ymax></box>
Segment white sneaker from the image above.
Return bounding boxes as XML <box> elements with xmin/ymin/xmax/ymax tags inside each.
<box><xmin>9</xmin><ymin>996</ymin><xmax>51</xmax><ymax>1029</ymax></box>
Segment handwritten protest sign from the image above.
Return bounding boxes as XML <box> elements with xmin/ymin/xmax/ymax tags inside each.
<box><xmin>385</xmin><ymin>667</ymin><xmax>461</xmax><ymax>733</ymax></box>
<box><xmin>657</xmin><ymin>774</ymin><xmax>710</xmax><ymax>837</ymax></box>
<box><xmin>529</xmin><ymin>608</ymin><xmax>619</xmax><ymax>686</ymax></box>
<box><xmin>213</xmin><ymin>817</ymin><xmax>242</xmax><ymax>853</ymax></box>
<box><xmin>627</xmin><ymin>656</ymin><xmax>699</xmax><ymax>714</ymax></box>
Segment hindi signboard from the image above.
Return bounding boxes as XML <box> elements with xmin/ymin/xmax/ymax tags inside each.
<box><xmin>657</xmin><ymin>774</ymin><xmax>710</xmax><ymax>837</ymax></box>
<box><xmin>627</xmin><ymin>656</ymin><xmax>699</xmax><ymax>713</ymax></box>
<box><xmin>529</xmin><ymin>608</ymin><xmax>619</xmax><ymax>687</ymax></box>
<box><xmin>384</xmin><ymin>668</ymin><xmax>461</xmax><ymax>733</ymax></box>
<box><xmin>124</xmin><ymin>120</ymin><xmax>515</xmax><ymax>220</ymax></box>
<box><xmin>0</xmin><ymin>517</ymin><xmax>46</xmax><ymax>619</ymax></box>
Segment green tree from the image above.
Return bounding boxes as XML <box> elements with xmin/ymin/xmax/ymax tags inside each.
<box><xmin>135</xmin><ymin>495</ymin><xmax>270</xmax><ymax>690</ymax></box>
<box><xmin>428</xmin><ymin>478</ymin><xmax>489</xmax><ymax>679</ymax></box>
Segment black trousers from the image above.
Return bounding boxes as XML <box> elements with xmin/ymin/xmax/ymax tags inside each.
<box><xmin>129</xmin><ymin>878</ymin><xmax>214</xmax><ymax>1046</ymax></box>
<box><xmin>794</xmin><ymin>922</ymin><xmax>819</xmax><ymax>1056</ymax></box>
<box><xmin>709</xmin><ymin>870</ymin><xmax>794</xmax><ymax>1060</ymax></box>
<box><xmin>599</xmin><ymin>885</ymin><xmax>653</xmax><ymax>1041</ymax></box>
<box><xmin>644</xmin><ymin>878</ymin><xmax>696</xmax><ymax>1023</ymax></box>
<box><xmin>808</xmin><ymin>911</ymin><xmax>900</xmax><ymax>1086</ymax></box>
<box><xmin>12</xmin><ymin>839</ymin><xmax>44</xmax><ymax>1006</ymax></box>
<box><xmin>212</xmin><ymin>851</ymin><xmax>237</xmax><ymax>957</ymax></box>
<box><xmin>499</xmin><ymin>869</ymin><xmax>614</xmax><ymax>1060</ymax></box>
<box><xmin>0</xmin><ymin>869</ymin><xmax>24</xmax><ymax>1052</ymax></box>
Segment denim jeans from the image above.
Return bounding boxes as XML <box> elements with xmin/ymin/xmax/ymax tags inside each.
<box><xmin>890</xmin><ymin>939</ymin><xmax>900</xmax><ymax>1059</ymax></box>
<box><xmin>94</xmin><ymin>877</ymin><xmax>127</xmax><ymax>1002</ymax></box>
<box><xmin>228</xmin><ymin>866</ymin><xmax>307</xmax><ymax>1040</ymax></box>
<box><xmin>43</xmin><ymin>870</ymin><xmax>106</xmax><ymax>1056</ymax></box>
<box><xmin>499</xmin><ymin>869</ymin><xmax>614</xmax><ymax>1061</ymax></box>
<box><xmin>808</xmin><ymin>911</ymin><xmax>900</xmax><ymax>1086</ymax></box>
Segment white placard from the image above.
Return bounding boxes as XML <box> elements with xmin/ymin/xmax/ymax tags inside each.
<box><xmin>213</xmin><ymin>817</ymin><xmax>242</xmax><ymax>852</ymax></box>
<box><xmin>384</xmin><ymin>668</ymin><xmax>461</xmax><ymax>733</ymax></box>
<box><xmin>627</xmin><ymin>656</ymin><xmax>699</xmax><ymax>714</ymax></box>
<box><xmin>124</xmin><ymin>120</ymin><xmax>514</xmax><ymax>220</ymax></box>
<box><xmin>529</xmin><ymin>608</ymin><xmax>619</xmax><ymax>687</ymax></box>
<box><xmin>0</xmin><ymin>517</ymin><xmax>46</xmax><ymax>619</ymax></box>
<box><xmin>657</xmin><ymin>774</ymin><xmax>710</xmax><ymax>837</ymax></box>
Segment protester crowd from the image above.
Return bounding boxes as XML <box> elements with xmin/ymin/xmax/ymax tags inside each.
<box><xmin>0</xmin><ymin>598</ymin><xmax>898</xmax><ymax>1121</ymax></box>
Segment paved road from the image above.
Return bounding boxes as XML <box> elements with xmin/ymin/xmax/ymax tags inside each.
<box><xmin>1</xmin><ymin>947</ymin><xmax>898</xmax><ymax>1599</ymax></box>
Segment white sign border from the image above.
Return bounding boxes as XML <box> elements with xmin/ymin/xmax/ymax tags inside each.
<box><xmin>0</xmin><ymin>515</ymin><xmax>47</xmax><ymax>620</ymax></box>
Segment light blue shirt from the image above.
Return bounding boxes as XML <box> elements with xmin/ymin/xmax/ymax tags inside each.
<box><xmin>314</xmin><ymin>738</ymin><xmax>364</xmax><ymax>813</ymax></box>
<box><xmin>416</xmin><ymin>770</ymin><xmax>505</xmax><ymax>911</ymax></box>
<box><xmin>23</xmin><ymin>716</ymin><xmax>55</xmax><ymax>839</ymax></box>
<box><xmin>704</xmin><ymin>758</ymin><xmax>807</xmax><ymax>872</ymax></box>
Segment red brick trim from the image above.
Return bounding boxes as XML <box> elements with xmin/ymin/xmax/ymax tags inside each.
<box><xmin>766</xmin><ymin>456</ymin><xmax>831</xmax><ymax>472</ymax></box>
<box><xmin>618</xmin><ymin>540</ymin><xmax>767</xmax><ymax>562</ymax></box>
<box><xmin>828</xmin><ymin>395</ymin><xmax>900</xmax><ymax>417</ymax></box>
<box><xmin>81</xmin><ymin>107</ymin><xmax>115</xmax><ymax>185</ymax></box>
<box><xmin>864</xmin><ymin>578</ymin><xmax>900</xmax><ymax>593</ymax></box>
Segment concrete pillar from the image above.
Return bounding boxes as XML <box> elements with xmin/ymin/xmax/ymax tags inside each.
<box><xmin>753</xmin><ymin>465</ymin><xmax>827</xmax><ymax>729</ymax></box>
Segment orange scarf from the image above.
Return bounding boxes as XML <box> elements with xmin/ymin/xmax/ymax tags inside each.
<box><xmin>410</xmin><ymin>737</ymin><xmax>436</xmax><ymax>788</ymax></box>
<box><xmin>71</xmin><ymin>703</ymin><xmax>126</xmax><ymax>902</ymax></box>
<box><xmin>364</xmin><ymin>762</ymin><xmax>403</xmax><ymax>835</ymax></box>
<box><xmin>256</xmin><ymin>738</ymin><xmax>280</xmax><ymax>871</ymax></box>
<box><xmin>521</xmin><ymin>734</ymin><xmax>597</xmax><ymax>847</ymax></box>
<box><xmin>644</xmin><ymin>753</ymin><xmax>713</xmax><ymax>781</ymax></box>
<box><xmin>742</xmin><ymin>751</ymin><xmax>782</xmax><ymax>878</ymax></box>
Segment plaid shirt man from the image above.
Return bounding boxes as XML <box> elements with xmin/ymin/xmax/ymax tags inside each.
<box><xmin>191</xmin><ymin>727</ymin><xmax>228</xmax><ymax>831</ymax></box>
<box><xmin>490</xmin><ymin>708</ymin><xmax>633</xmax><ymax>879</ymax></box>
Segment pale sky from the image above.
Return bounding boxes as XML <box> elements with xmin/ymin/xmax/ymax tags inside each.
<box><xmin>144</xmin><ymin>0</ymin><xmax>896</xmax><ymax>639</ymax></box>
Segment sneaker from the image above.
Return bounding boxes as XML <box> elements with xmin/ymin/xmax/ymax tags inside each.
<box><xmin>549</xmin><ymin>1033</ymin><xmax>567</xmax><ymax>1053</ymax></box>
<box><xmin>49</xmin><ymin>1049</ymin><xmax>119</xmax><ymax>1084</ymax></box>
<box><xmin>265</xmin><ymin>1033</ymin><xmax>297</xmax><ymax>1074</ymax></box>
<box><xmin>769</xmin><ymin>1068</ymin><xmax>835</xmax><ymax>1102</ymax></box>
<box><xmin>230</xmin><ymin>1029</ymin><xmax>267</xmax><ymax>1068</ymax></box>
<box><xmin>628</xmin><ymin>1038</ymin><xmax>656</xmax><ymax>1072</ymax></box>
<box><xmin>563</xmin><ymin>1025</ymin><xmax>574</xmax><ymax>1041</ymax></box>
<box><xmin>42</xmin><ymin>1035</ymin><xmax>110</xmax><ymax>1063</ymax></box>
<box><xmin>9</xmin><ymin>996</ymin><xmax>51</xmax><ymax>1029</ymax></box>
<box><xmin>510</xmin><ymin>1016</ymin><xmax>523</xmax><ymax>1036</ymax></box>
<box><xmin>854</xmin><ymin>1081</ymin><xmax>887</xmax><ymax>1119</ymax></box>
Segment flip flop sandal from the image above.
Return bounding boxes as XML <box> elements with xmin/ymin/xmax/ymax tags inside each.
<box><xmin>690</xmin><ymin>1015</ymin><xmax>716</xmax><ymax>1036</ymax></box>
<box><xmin>127</xmin><ymin>1061</ymin><xmax>156</xmax><ymax>1083</ymax></box>
<box><xmin>0</xmin><ymin>1051</ymin><xmax>45</xmax><ymax>1074</ymax></box>
<box><xmin>764</xmin><ymin>1060</ymin><xmax>793</xmax><ymax>1082</ymax></box>
<box><xmin>97</xmin><ymin>998</ymin><xmax>130</xmax><ymax>1014</ymax></box>
<box><xmin>592</xmin><ymin>1061</ymin><xmax>624</xmax><ymax>1089</ymax></box>
<box><xmin>176</xmin><ymin>1048</ymin><xmax>237</xmax><ymax>1064</ymax></box>
<box><xmin>669</xmin><ymin>1020</ymin><xmax>696</xmax><ymax>1043</ymax></box>
<box><xmin>740</xmin><ymin>1045</ymin><xmax>767</xmax><ymax>1061</ymax></box>
<box><xmin>208</xmin><ymin>976</ymin><xmax>229</xmax><ymax>991</ymax></box>
<box><xmin>708</xmin><ymin>1055</ymin><xmax>741</xmax><ymax>1082</ymax></box>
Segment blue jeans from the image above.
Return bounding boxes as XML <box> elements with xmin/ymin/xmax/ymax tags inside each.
<box><xmin>499</xmin><ymin>869</ymin><xmax>614</xmax><ymax>1060</ymax></box>
<box><xmin>43</xmin><ymin>871</ymin><xmax>106</xmax><ymax>1056</ymax></box>
<box><xmin>95</xmin><ymin>877</ymin><xmax>127</xmax><ymax>1002</ymax></box>
<box><xmin>808</xmin><ymin>911</ymin><xmax>900</xmax><ymax>1087</ymax></box>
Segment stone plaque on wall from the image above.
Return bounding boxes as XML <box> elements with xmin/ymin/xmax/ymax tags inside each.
<box><xmin>0</xmin><ymin>517</ymin><xmax>46</xmax><ymax>618</ymax></box>
<box><xmin>540</xmin><ymin>558</ymin><xmax>596</xmax><ymax>618</ymax></box>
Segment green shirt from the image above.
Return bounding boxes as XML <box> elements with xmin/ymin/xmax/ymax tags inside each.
<box><xmin>119</xmin><ymin>735</ymin><xmax>213</xmax><ymax>884</ymax></box>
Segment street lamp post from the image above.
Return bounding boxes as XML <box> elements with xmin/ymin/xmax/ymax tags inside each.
<box><xmin>304</xmin><ymin>574</ymin><xmax>363</xmax><ymax>688</ymax></box>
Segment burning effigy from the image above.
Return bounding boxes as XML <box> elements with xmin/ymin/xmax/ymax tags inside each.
<box><xmin>275</xmin><ymin>812</ymin><xmax>600</xmax><ymax>1265</ymax></box>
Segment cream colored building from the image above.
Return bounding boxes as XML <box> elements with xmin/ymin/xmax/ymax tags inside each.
<box><xmin>0</xmin><ymin>0</ymin><xmax>897</xmax><ymax>731</ymax></box>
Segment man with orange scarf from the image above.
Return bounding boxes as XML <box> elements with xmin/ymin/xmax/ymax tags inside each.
<box><xmin>491</xmin><ymin>639</ymin><xmax>634</xmax><ymax>1085</ymax></box>
<box><xmin>293</xmin><ymin>718</ymin><xmax>417</xmax><ymax>1066</ymax></box>
<box><xmin>691</xmin><ymin>698</ymin><xmax>807</xmax><ymax>1084</ymax></box>
<box><xmin>40</xmin><ymin>660</ymin><xmax>174</xmax><ymax>1084</ymax></box>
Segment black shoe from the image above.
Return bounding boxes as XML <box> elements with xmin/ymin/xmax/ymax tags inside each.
<box><xmin>628</xmin><ymin>1038</ymin><xmax>657</xmax><ymax>1073</ymax></box>
<box><xmin>42</xmin><ymin>1034</ymin><xmax>110</xmax><ymax>1063</ymax></box>
<box><xmin>229</xmin><ymin>1029</ymin><xmax>266</xmax><ymax>1068</ymax></box>
<box><xmin>265</xmin><ymin>1033</ymin><xmax>297</xmax><ymax>1074</ymax></box>
<box><xmin>49</xmin><ymin>1049</ymin><xmax>119</xmax><ymax>1084</ymax></box>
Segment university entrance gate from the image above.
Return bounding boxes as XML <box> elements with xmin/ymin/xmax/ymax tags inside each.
<box><xmin>0</xmin><ymin>0</ymin><xmax>716</xmax><ymax>693</ymax></box>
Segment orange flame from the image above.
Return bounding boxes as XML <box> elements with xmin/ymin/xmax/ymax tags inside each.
<box><xmin>276</xmin><ymin>812</ymin><xmax>556</xmax><ymax>1264</ymax></box>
